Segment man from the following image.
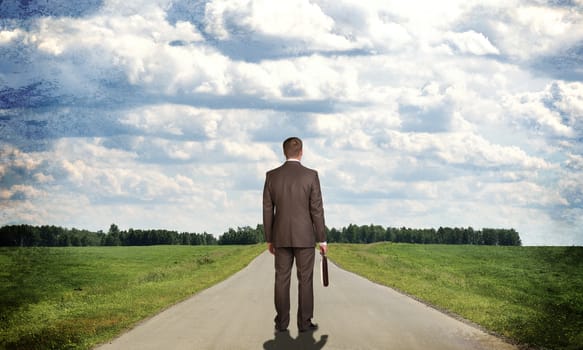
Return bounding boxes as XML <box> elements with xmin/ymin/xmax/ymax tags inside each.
<box><xmin>263</xmin><ymin>136</ymin><xmax>328</xmax><ymax>333</ymax></box>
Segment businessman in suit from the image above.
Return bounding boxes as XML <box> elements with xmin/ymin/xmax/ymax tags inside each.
<box><xmin>263</xmin><ymin>136</ymin><xmax>328</xmax><ymax>333</ymax></box>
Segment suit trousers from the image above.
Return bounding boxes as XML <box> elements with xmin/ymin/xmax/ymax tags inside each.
<box><xmin>274</xmin><ymin>247</ymin><xmax>315</xmax><ymax>330</ymax></box>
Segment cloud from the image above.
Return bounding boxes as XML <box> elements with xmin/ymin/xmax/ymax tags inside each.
<box><xmin>503</xmin><ymin>81</ymin><xmax>583</xmax><ymax>138</ymax></box>
<box><xmin>0</xmin><ymin>29</ymin><xmax>23</xmax><ymax>44</ymax></box>
<box><xmin>455</xmin><ymin>3</ymin><xmax>583</xmax><ymax>75</ymax></box>
<box><xmin>565</xmin><ymin>153</ymin><xmax>583</xmax><ymax>171</ymax></box>
<box><xmin>442</xmin><ymin>30</ymin><xmax>500</xmax><ymax>56</ymax></box>
<box><xmin>1</xmin><ymin>0</ymin><xmax>582</xmax><ymax>245</ymax></box>
<box><xmin>204</xmin><ymin>0</ymin><xmax>353</xmax><ymax>50</ymax></box>
<box><xmin>0</xmin><ymin>144</ymin><xmax>47</xmax><ymax>187</ymax></box>
<box><xmin>0</xmin><ymin>184</ymin><xmax>43</xmax><ymax>201</ymax></box>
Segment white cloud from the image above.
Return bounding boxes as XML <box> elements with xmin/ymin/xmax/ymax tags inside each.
<box><xmin>313</xmin><ymin>110</ymin><xmax>401</xmax><ymax>150</ymax></box>
<box><xmin>461</xmin><ymin>4</ymin><xmax>583</xmax><ymax>61</ymax></box>
<box><xmin>443</xmin><ymin>30</ymin><xmax>500</xmax><ymax>56</ymax></box>
<box><xmin>1</xmin><ymin>0</ymin><xmax>582</xmax><ymax>245</ymax></box>
<box><xmin>553</xmin><ymin>82</ymin><xmax>583</xmax><ymax>123</ymax></box>
<box><xmin>565</xmin><ymin>153</ymin><xmax>583</xmax><ymax>171</ymax></box>
<box><xmin>503</xmin><ymin>81</ymin><xmax>583</xmax><ymax>138</ymax></box>
<box><xmin>12</xmin><ymin>6</ymin><xmax>223</xmax><ymax>98</ymax></box>
<box><xmin>0</xmin><ymin>29</ymin><xmax>23</xmax><ymax>44</ymax></box>
<box><xmin>0</xmin><ymin>185</ymin><xmax>43</xmax><ymax>201</ymax></box>
<box><xmin>120</xmin><ymin>105</ymin><xmax>223</xmax><ymax>138</ymax></box>
<box><xmin>383</xmin><ymin>131</ymin><xmax>551</xmax><ymax>169</ymax></box>
<box><xmin>558</xmin><ymin>170</ymin><xmax>583</xmax><ymax>208</ymax></box>
<box><xmin>0</xmin><ymin>144</ymin><xmax>44</xmax><ymax>171</ymax></box>
<box><xmin>204</xmin><ymin>0</ymin><xmax>354</xmax><ymax>50</ymax></box>
<box><xmin>53</xmin><ymin>138</ymin><xmax>201</xmax><ymax>200</ymax></box>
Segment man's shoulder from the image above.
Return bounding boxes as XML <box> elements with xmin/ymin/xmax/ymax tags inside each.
<box><xmin>300</xmin><ymin>164</ymin><xmax>318</xmax><ymax>176</ymax></box>
<box><xmin>295</xmin><ymin>164</ymin><xmax>319</xmax><ymax>181</ymax></box>
<box><xmin>266</xmin><ymin>164</ymin><xmax>284</xmax><ymax>176</ymax></box>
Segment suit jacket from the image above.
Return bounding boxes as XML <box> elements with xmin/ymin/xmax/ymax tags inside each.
<box><xmin>263</xmin><ymin>161</ymin><xmax>326</xmax><ymax>248</ymax></box>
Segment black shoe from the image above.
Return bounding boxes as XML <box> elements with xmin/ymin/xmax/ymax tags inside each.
<box><xmin>274</xmin><ymin>325</ymin><xmax>288</xmax><ymax>332</ymax></box>
<box><xmin>299</xmin><ymin>322</ymin><xmax>318</xmax><ymax>332</ymax></box>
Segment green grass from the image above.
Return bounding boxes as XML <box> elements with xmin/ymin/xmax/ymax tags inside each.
<box><xmin>0</xmin><ymin>245</ymin><xmax>264</xmax><ymax>350</ymax></box>
<box><xmin>328</xmin><ymin>243</ymin><xmax>583</xmax><ymax>350</ymax></box>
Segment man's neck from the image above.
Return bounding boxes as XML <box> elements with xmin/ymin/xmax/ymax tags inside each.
<box><xmin>286</xmin><ymin>158</ymin><xmax>301</xmax><ymax>162</ymax></box>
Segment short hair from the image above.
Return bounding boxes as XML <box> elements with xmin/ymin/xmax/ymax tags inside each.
<box><xmin>283</xmin><ymin>137</ymin><xmax>303</xmax><ymax>158</ymax></box>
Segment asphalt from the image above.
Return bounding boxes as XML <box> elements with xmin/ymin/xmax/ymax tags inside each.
<box><xmin>95</xmin><ymin>250</ymin><xmax>518</xmax><ymax>350</ymax></box>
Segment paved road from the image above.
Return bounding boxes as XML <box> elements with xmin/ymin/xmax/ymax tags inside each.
<box><xmin>96</xmin><ymin>251</ymin><xmax>517</xmax><ymax>350</ymax></box>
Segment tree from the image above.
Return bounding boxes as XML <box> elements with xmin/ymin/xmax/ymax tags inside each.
<box><xmin>104</xmin><ymin>224</ymin><xmax>121</xmax><ymax>246</ymax></box>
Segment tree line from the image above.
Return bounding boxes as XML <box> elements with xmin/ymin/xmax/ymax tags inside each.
<box><xmin>327</xmin><ymin>224</ymin><xmax>521</xmax><ymax>246</ymax></box>
<box><xmin>0</xmin><ymin>224</ymin><xmax>219</xmax><ymax>247</ymax></box>
<box><xmin>0</xmin><ymin>223</ymin><xmax>521</xmax><ymax>247</ymax></box>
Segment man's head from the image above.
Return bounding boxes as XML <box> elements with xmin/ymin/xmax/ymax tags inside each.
<box><xmin>283</xmin><ymin>137</ymin><xmax>303</xmax><ymax>160</ymax></box>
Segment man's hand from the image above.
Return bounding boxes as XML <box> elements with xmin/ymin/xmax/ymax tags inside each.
<box><xmin>267</xmin><ymin>242</ymin><xmax>275</xmax><ymax>255</ymax></box>
<box><xmin>319</xmin><ymin>243</ymin><xmax>328</xmax><ymax>255</ymax></box>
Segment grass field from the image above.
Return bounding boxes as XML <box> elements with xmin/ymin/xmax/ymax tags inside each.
<box><xmin>2</xmin><ymin>243</ymin><xmax>582</xmax><ymax>350</ymax></box>
<box><xmin>0</xmin><ymin>244</ymin><xmax>264</xmax><ymax>350</ymax></box>
<box><xmin>328</xmin><ymin>243</ymin><xmax>583</xmax><ymax>350</ymax></box>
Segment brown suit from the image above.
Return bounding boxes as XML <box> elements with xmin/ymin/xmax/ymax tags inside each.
<box><xmin>263</xmin><ymin>160</ymin><xmax>326</xmax><ymax>331</ymax></box>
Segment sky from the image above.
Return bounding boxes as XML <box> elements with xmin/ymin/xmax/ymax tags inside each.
<box><xmin>1</xmin><ymin>0</ymin><xmax>582</xmax><ymax>246</ymax></box>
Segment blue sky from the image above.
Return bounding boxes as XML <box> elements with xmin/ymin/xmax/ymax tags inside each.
<box><xmin>1</xmin><ymin>0</ymin><xmax>582</xmax><ymax>245</ymax></box>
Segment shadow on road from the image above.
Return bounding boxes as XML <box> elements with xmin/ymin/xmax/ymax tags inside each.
<box><xmin>263</xmin><ymin>330</ymin><xmax>328</xmax><ymax>350</ymax></box>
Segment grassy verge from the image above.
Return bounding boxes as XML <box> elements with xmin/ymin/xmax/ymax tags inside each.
<box><xmin>328</xmin><ymin>243</ymin><xmax>583</xmax><ymax>350</ymax></box>
<box><xmin>0</xmin><ymin>244</ymin><xmax>264</xmax><ymax>350</ymax></box>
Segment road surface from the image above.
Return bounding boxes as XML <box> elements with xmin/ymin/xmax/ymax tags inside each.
<box><xmin>96</xmin><ymin>251</ymin><xmax>517</xmax><ymax>350</ymax></box>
